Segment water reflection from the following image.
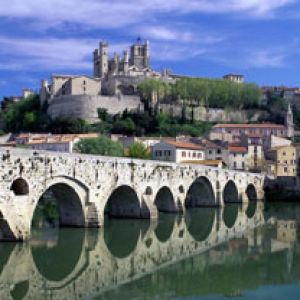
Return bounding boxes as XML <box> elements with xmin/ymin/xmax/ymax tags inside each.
<box><xmin>104</xmin><ymin>218</ymin><xmax>142</xmax><ymax>258</ymax></box>
<box><xmin>155</xmin><ymin>214</ymin><xmax>176</xmax><ymax>243</ymax></box>
<box><xmin>31</xmin><ymin>228</ymin><xmax>85</xmax><ymax>282</ymax></box>
<box><xmin>223</xmin><ymin>203</ymin><xmax>240</xmax><ymax>228</ymax></box>
<box><xmin>185</xmin><ymin>208</ymin><xmax>215</xmax><ymax>241</ymax></box>
<box><xmin>2</xmin><ymin>203</ymin><xmax>300</xmax><ymax>299</ymax></box>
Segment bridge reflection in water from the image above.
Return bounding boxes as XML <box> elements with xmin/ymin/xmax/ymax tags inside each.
<box><xmin>1</xmin><ymin>202</ymin><xmax>300</xmax><ymax>300</ymax></box>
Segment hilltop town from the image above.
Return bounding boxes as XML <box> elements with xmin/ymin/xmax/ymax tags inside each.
<box><xmin>1</xmin><ymin>38</ymin><xmax>300</xmax><ymax>199</ymax></box>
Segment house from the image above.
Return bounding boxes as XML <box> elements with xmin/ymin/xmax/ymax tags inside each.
<box><xmin>266</xmin><ymin>145</ymin><xmax>297</xmax><ymax>177</ymax></box>
<box><xmin>211</xmin><ymin>123</ymin><xmax>288</xmax><ymax>139</ymax></box>
<box><xmin>151</xmin><ymin>140</ymin><xmax>205</xmax><ymax>163</ymax></box>
<box><xmin>228</xmin><ymin>145</ymin><xmax>248</xmax><ymax>170</ymax></box>
<box><xmin>12</xmin><ymin>133</ymin><xmax>99</xmax><ymax>153</ymax></box>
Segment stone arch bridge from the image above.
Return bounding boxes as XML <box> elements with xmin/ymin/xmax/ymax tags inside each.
<box><xmin>0</xmin><ymin>148</ymin><xmax>265</xmax><ymax>241</ymax></box>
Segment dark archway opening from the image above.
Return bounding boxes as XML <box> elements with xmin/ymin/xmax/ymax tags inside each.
<box><xmin>186</xmin><ymin>177</ymin><xmax>216</xmax><ymax>208</ymax></box>
<box><xmin>31</xmin><ymin>228</ymin><xmax>85</xmax><ymax>282</ymax></box>
<box><xmin>185</xmin><ymin>208</ymin><xmax>215</xmax><ymax>242</ymax></box>
<box><xmin>155</xmin><ymin>187</ymin><xmax>177</xmax><ymax>213</ymax></box>
<box><xmin>155</xmin><ymin>214</ymin><xmax>176</xmax><ymax>243</ymax></box>
<box><xmin>32</xmin><ymin>183</ymin><xmax>85</xmax><ymax>230</ymax></box>
<box><xmin>105</xmin><ymin>186</ymin><xmax>141</xmax><ymax>219</ymax></box>
<box><xmin>223</xmin><ymin>181</ymin><xmax>240</xmax><ymax>204</ymax></box>
<box><xmin>104</xmin><ymin>219</ymin><xmax>141</xmax><ymax>258</ymax></box>
<box><xmin>246</xmin><ymin>184</ymin><xmax>258</xmax><ymax>202</ymax></box>
<box><xmin>10</xmin><ymin>178</ymin><xmax>29</xmax><ymax>196</ymax></box>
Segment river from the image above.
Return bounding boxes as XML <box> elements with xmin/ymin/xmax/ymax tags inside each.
<box><xmin>1</xmin><ymin>202</ymin><xmax>300</xmax><ymax>299</ymax></box>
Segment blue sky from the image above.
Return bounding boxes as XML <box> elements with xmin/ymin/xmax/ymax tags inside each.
<box><xmin>0</xmin><ymin>0</ymin><xmax>300</xmax><ymax>98</ymax></box>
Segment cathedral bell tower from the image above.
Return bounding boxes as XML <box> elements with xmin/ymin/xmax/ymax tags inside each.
<box><xmin>286</xmin><ymin>102</ymin><xmax>295</xmax><ymax>139</ymax></box>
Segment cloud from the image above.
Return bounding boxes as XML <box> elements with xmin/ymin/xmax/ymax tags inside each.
<box><xmin>246</xmin><ymin>50</ymin><xmax>286</xmax><ymax>68</ymax></box>
<box><xmin>0</xmin><ymin>36</ymin><xmax>96</xmax><ymax>71</ymax></box>
<box><xmin>140</xmin><ymin>26</ymin><xmax>194</xmax><ymax>42</ymax></box>
<box><xmin>0</xmin><ymin>0</ymin><xmax>294</xmax><ymax>32</ymax></box>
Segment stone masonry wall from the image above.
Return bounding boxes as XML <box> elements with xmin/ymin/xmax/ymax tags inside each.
<box><xmin>47</xmin><ymin>94</ymin><xmax>144</xmax><ymax>123</ymax></box>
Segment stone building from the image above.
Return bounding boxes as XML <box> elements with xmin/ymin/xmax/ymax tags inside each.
<box><xmin>223</xmin><ymin>73</ymin><xmax>244</xmax><ymax>84</ymax></box>
<box><xmin>40</xmin><ymin>39</ymin><xmax>163</xmax><ymax>122</ymax></box>
<box><xmin>266</xmin><ymin>145</ymin><xmax>297</xmax><ymax>177</ymax></box>
<box><xmin>151</xmin><ymin>141</ymin><xmax>205</xmax><ymax>163</ymax></box>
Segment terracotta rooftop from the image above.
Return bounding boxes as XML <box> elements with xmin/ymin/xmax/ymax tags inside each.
<box><xmin>213</xmin><ymin>123</ymin><xmax>285</xmax><ymax>129</ymax></box>
<box><xmin>228</xmin><ymin>145</ymin><xmax>248</xmax><ymax>154</ymax></box>
<box><xmin>165</xmin><ymin>140</ymin><xmax>204</xmax><ymax>150</ymax></box>
<box><xmin>182</xmin><ymin>160</ymin><xmax>226</xmax><ymax>167</ymax></box>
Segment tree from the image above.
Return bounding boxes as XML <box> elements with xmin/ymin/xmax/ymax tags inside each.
<box><xmin>127</xmin><ymin>142</ymin><xmax>150</xmax><ymax>159</ymax></box>
<box><xmin>74</xmin><ymin>136</ymin><xmax>124</xmax><ymax>157</ymax></box>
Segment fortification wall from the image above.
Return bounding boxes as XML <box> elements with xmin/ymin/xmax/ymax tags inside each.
<box><xmin>47</xmin><ymin>95</ymin><xmax>144</xmax><ymax>123</ymax></box>
<box><xmin>159</xmin><ymin>104</ymin><xmax>263</xmax><ymax>123</ymax></box>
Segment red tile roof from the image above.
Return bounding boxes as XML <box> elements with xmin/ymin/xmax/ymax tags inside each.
<box><xmin>213</xmin><ymin>124</ymin><xmax>285</xmax><ymax>129</ymax></box>
<box><xmin>166</xmin><ymin>140</ymin><xmax>204</xmax><ymax>150</ymax></box>
<box><xmin>229</xmin><ymin>146</ymin><xmax>248</xmax><ymax>154</ymax></box>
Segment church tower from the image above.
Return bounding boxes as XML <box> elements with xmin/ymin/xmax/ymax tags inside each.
<box><xmin>286</xmin><ymin>102</ymin><xmax>294</xmax><ymax>139</ymax></box>
<box><xmin>93</xmin><ymin>41</ymin><xmax>108</xmax><ymax>78</ymax></box>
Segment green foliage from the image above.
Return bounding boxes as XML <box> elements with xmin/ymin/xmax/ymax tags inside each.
<box><xmin>48</xmin><ymin>118</ymin><xmax>93</xmax><ymax>134</ymax></box>
<box><xmin>1</xmin><ymin>94</ymin><xmax>93</xmax><ymax>134</ymax></box>
<box><xmin>74</xmin><ymin>136</ymin><xmax>124</xmax><ymax>157</ymax></box>
<box><xmin>3</xmin><ymin>94</ymin><xmax>49</xmax><ymax>132</ymax></box>
<box><xmin>127</xmin><ymin>142</ymin><xmax>150</xmax><ymax>159</ymax></box>
<box><xmin>96</xmin><ymin>110</ymin><xmax>211</xmax><ymax>137</ymax></box>
<box><xmin>138</xmin><ymin>78</ymin><xmax>261</xmax><ymax>110</ymax></box>
<box><xmin>137</xmin><ymin>78</ymin><xmax>170</xmax><ymax>102</ymax></box>
<box><xmin>258</xmin><ymin>95</ymin><xmax>287</xmax><ymax>124</ymax></box>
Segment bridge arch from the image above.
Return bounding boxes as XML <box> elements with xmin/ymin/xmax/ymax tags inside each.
<box><xmin>10</xmin><ymin>178</ymin><xmax>29</xmax><ymax>196</ymax></box>
<box><xmin>223</xmin><ymin>180</ymin><xmax>240</xmax><ymax>204</ymax></box>
<box><xmin>31</xmin><ymin>177</ymin><xmax>87</xmax><ymax>229</ymax></box>
<box><xmin>246</xmin><ymin>184</ymin><xmax>258</xmax><ymax>202</ymax></box>
<box><xmin>185</xmin><ymin>176</ymin><xmax>216</xmax><ymax>207</ymax></box>
<box><xmin>105</xmin><ymin>185</ymin><xmax>141</xmax><ymax>219</ymax></box>
<box><xmin>154</xmin><ymin>186</ymin><xmax>177</xmax><ymax>213</ymax></box>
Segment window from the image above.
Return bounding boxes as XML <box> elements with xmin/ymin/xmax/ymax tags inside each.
<box><xmin>182</xmin><ymin>151</ymin><xmax>186</xmax><ymax>158</ymax></box>
<box><xmin>233</xmin><ymin>162</ymin><xmax>237</xmax><ymax>169</ymax></box>
<box><xmin>242</xmin><ymin>162</ymin><xmax>245</xmax><ymax>169</ymax></box>
<box><xmin>193</xmin><ymin>152</ymin><xmax>196</xmax><ymax>158</ymax></box>
<box><xmin>283</xmin><ymin>152</ymin><xmax>286</xmax><ymax>156</ymax></box>
<box><xmin>164</xmin><ymin>150</ymin><xmax>171</xmax><ymax>156</ymax></box>
<box><xmin>209</xmin><ymin>150</ymin><xmax>213</xmax><ymax>154</ymax></box>
<box><xmin>217</xmin><ymin>149</ymin><xmax>222</xmax><ymax>154</ymax></box>
<box><xmin>284</xmin><ymin>167</ymin><xmax>288</xmax><ymax>173</ymax></box>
